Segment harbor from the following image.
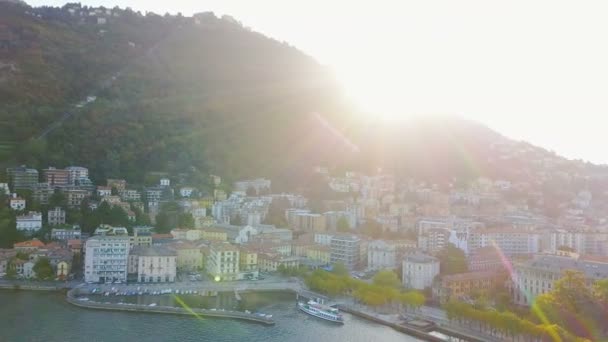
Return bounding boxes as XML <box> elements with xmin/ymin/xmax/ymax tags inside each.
<box><xmin>67</xmin><ymin>287</ymin><xmax>276</xmax><ymax>325</ymax></box>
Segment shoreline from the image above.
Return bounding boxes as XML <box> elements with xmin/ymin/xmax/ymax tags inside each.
<box><xmin>0</xmin><ymin>282</ymin><xmax>68</xmax><ymax>292</ymax></box>
<box><xmin>1</xmin><ymin>281</ymin><xmax>485</xmax><ymax>341</ymax></box>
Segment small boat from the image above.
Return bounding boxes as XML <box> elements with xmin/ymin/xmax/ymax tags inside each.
<box><xmin>297</xmin><ymin>301</ymin><xmax>344</xmax><ymax>324</ymax></box>
<box><xmin>149</xmin><ymin>303</ymin><xmax>157</xmax><ymax>307</ymax></box>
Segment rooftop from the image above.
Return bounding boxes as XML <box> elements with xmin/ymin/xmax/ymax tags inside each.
<box><xmin>14</xmin><ymin>239</ymin><xmax>45</xmax><ymax>248</ymax></box>
<box><xmin>131</xmin><ymin>245</ymin><xmax>177</xmax><ymax>257</ymax></box>
<box><xmin>518</xmin><ymin>254</ymin><xmax>608</xmax><ymax>279</ymax></box>
<box><xmin>440</xmin><ymin>271</ymin><xmax>501</xmax><ymax>283</ymax></box>
<box><xmin>404</xmin><ymin>253</ymin><xmax>438</xmax><ymax>264</ymax></box>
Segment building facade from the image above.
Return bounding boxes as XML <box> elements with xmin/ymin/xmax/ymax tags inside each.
<box><xmin>6</xmin><ymin>167</ymin><xmax>39</xmax><ymax>190</ymax></box>
<box><xmin>330</xmin><ymin>234</ymin><xmax>361</xmax><ymax>270</ymax></box>
<box><xmin>51</xmin><ymin>225</ymin><xmax>81</xmax><ymax>240</ymax></box>
<box><xmin>367</xmin><ymin>240</ymin><xmax>398</xmax><ymax>271</ymax></box>
<box><xmin>402</xmin><ymin>254</ymin><xmax>440</xmax><ymax>290</ymax></box>
<box><xmin>84</xmin><ymin>236</ymin><xmax>130</xmax><ymax>283</ymax></box>
<box><xmin>433</xmin><ymin>271</ymin><xmax>504</xmax><ymax>304</ymax></box>
<box><xmin>128</xmin><ymin>246</ymin><xmax>177</xmax><ymax>283</ymax></box>
<box><xmin>48</xmin><ymin>207</ymin><xmax>66</xmax><ymax>225</ymax></box>
<box><xmin>206</xmin><ymin>242</ymin><xmax>239</xmax><ymax>281</ymax></box>
<box><xmin>16</xmin><ymin>212</ymin><xmax>42</xmax><ymax>233</ymax></box>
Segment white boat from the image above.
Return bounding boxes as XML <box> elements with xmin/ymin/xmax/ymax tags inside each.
<box><xmin>297</xmin><ymin>301</ymin><xmax>344</xmax><ymax>324</ymax></box>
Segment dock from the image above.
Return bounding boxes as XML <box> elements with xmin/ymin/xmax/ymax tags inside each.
<box><xmin>66</xmin><ymin>288</ymin><xmax>274</xmax><ymax>325</ymax></box>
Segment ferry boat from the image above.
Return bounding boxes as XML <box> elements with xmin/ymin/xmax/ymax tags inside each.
<box><xmin>297</xmin><ymin>300</ymin><xmax>344</xmax><ymax>324</ymax></box>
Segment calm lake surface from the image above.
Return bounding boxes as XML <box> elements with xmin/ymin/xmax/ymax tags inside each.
<box><xmin>0</xmin><ymin>290</ymin><xmax>422</xmax><ymax>342</ymax></box>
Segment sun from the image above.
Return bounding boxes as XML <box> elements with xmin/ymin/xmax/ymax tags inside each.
<box><xmin>333</xmin><ymin>61</ymin><xmax>409</xmax><ymax>122</ymax></box>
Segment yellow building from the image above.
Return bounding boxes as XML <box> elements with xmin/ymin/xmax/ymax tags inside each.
<box><xmin>170</xmin><ymin>242</ymin><xmax>204</xmax><ymax>271</ymax></box>
<box><xmin>206</xmin><ymin>242</ymin><xmax>239</xmax><ymax>281</ymax></box>
<box><xmin>306</xmin><ymin>245</ymin><xmax>331</xmax><ymax>265</ymax></box>
<box><xmin>56</xmin><ymin>260</ymin><xmax>71</xmax><ymax>280</ymax></box>
<box><xmin>239</xmin><ymin>248</ymin><xmax>258</xmax><ymax>272</ymax></box>
<box><xmin>198</xmin><ymin>197</ymin><xmax>215</xmax><ymax>209</ymax></box>
<box><xmin>292</xmin><ymin>241</ymin><xmax>314</xmax><ymax>257</ymax></box>
<box><xmin>201</xmin><ymin>228</ymin><xmax>228</xmax><ymax>242</ymax></box>
<box><xmin>258</xmin><ymin>253</ymin><xmax>299</xmax><ymax>272</ymax></box>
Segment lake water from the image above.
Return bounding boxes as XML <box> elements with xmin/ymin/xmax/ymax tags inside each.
<box><xmin>0</xmin><ymin>290</ymin><xmax>422</xmax><ymax>342</ymax></box>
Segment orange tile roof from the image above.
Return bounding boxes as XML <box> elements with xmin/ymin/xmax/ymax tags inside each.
<box><xmin>14</xmin><ymin>239</ymin><xmax>45</xmax><ymax>248</ymax></box>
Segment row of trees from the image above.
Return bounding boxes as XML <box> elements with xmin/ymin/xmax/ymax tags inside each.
<box><xmin>445</xmin><ymin>270</ymin><xmax>608</xmax><ymax>341</ymax></box>
<box><xmin>305</xmin><ymin>267</ymin><xmax>425</xmax><ymax>311</ymax></box>
<box><xmin>444</xmin><ymin>300</ymin><xmax>585</xmax><ymax>341</ymax></box>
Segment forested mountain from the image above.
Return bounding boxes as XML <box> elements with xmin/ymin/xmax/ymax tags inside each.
<box><xmin>0</xmin><ymin>1</ymin><xmax>352</xmax><ymax>186</ymax></box>
<box><xmin>2</xmin><ymin>1</ymin><xmax>608</xmax><ymax>190</ymax></box>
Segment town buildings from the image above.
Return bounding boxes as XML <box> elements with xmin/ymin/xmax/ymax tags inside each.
<box><xmin>418</xmin><ymin>228</ymin><xmax>449</xmax><ymax>254</ymax></box>
<box><xmin>234</xmin><ymin>178</ymin><xmax>271</xmax><ymax>194</ymax></box>
<box><xmin>168</xmin><ymin>241</ymin><xmax>204</xmax><ymax>271</ymax></box>
<box><xmin>16</xmin><ymin>212</ymin><xmax>42</xmax><ymax>233</ymax></box>
<box><xmin>433</xmin><ymin>271</ymin><xmax>505</xmax><ymax>304</ymax></box>
<box><xmin>330</xmin><ymin>234</ymin><xmax>360</xmax><ymax>270</ymax></box>
<box><xmin>468</xmin><ymin>246</ymin><xmax>505</xmax><ymax>272</ymax></box>
<box><xmin>367</xmin><ymin>240</ymin><xmax>398</xmax><ymax>271</ymax></box>
<box><xmin>84</xmin><ymin>235</ymin><xmax>130</xmax><ymax>283</ymax></box>
<box><xmin>206</xmin><ymin>242</ymin><xmax>239</xmax><ymax>281</ymax></box>
<box><xmin>47</xmin><ymin>207</ymin><xmax>66</xmax><ymax>225</ymax></box>
<box><xmin>51</xmin><ymin>225</ymin><xmax>81</xmax><ymax>241</ymax></box>
<box><xmin>128</xmin><ymin>246</ymin><xmax>176</xmax><ymax>283</ymax></box>
<box><xmin>402</xmin><ymin>254</ymin><xmax>440</xmax><ymax>290</ymax></box>
<box><xmin>9</xmin><ymin>194</ymin><xmax>26</xmax><ymax>211</ymax></box>
<box><xmin>512</xmin><ymin>253</ymin><xmax>608</xmax><ymax>306</ymax></box>
<box><xmin>6</xmin><ymin>166</ymin><xmax>39</xmax><ymax>190</ymax></box>
<box><xmin>65</xmin><ymin>166</ymin><xmax>89</xmax><ymax>185</ymax></box>
<box><xmin>32</xmin><ymin>183</ymin><xmax>53</xmax><ymax>204</ymax></box>
<box><xmin>258</xmin><ymin>253</ymin><xmax>299</xmax><ymax>272</ymax></box>
<box><xmin>42</xmin><ymin>167</ymin><xmax>70</xmax><ymax>187</ymax></box>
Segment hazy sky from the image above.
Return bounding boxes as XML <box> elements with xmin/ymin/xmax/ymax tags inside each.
<box><xmin>29</xmin><ymin>0</ymin><xmax>608</xmax><ymax>164</ymax></box>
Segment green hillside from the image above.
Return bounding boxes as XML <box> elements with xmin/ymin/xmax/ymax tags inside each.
<box><xmin>4</xmin><ymin>1</ymin><xmax>607</xmax><ymax>191</ymax></box>
<box><xmin>1</xmin><ymin>2</ymin><xmax>350</xmax><ymax>186</ymax></box>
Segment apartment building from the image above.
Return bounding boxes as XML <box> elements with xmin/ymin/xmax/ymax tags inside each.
<box><xmin>330</xmin><ymin>234</ymin><xmax>360</xmax><ymax>270</ymax></box>
<box><xmin>402</xmin><ymin>253</ymin><xmax>440</xmax><ymax>290</ymax></box>
<box><xmin>84</xmin><ymin>235</ymin><xmax>130</xmax><ymax>283</ymax></box>
<box><xmin>206</xmin><ymin>242</ymin><xmax>240</xmax><ymax>281</ymax></box>
<box><xmin>128</xmin><ymin>246</ymin><xmax>176</xmax><ymax>283</ymax></box>
<box><xmin>48</xmin><ymin>207</ymin><xmax>66</xmax><ymax>225</ymax></box>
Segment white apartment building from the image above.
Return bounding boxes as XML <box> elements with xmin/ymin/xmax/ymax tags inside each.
<box><xmin>367</xmin><ymin>240</ymin><xmax>397</xmax><ymax>271</ymax></box>
<box><xmin>9</xmin><ymin>195</ymin><xmax>26</xmax><ymax>211</ymax></box>
<box><xmin>16</xmin><ymin>212</ymin><xmax>42</xmax><ymax>233</ymax></box>
<box><xmin>468</xmin><ymin>229</ymin><xmax>541</xmax><ymax>256</ymax></box>
<box><xmin>330</xmin><ymin>234</ymin><xmax>360</xmax><ymax>270</ymax></box>
<box><xmin>51</xmin><ymin>225</ymin><xmax>81</xmax><ymax>241</ymax></box>
<box><xmin>402</xmin><ymin>254</ymin><xmax>440</xmax><ymax>290</ymax></box>
<box><xmin>65</xmin><ymin>166</ymin><xmax>89</xmax><ymax>185</ymax></box>
<box><xmin>314</xmin><ymin>233</ymin><xmax>334</xmax><ymax>246</ymax></box>
<box><xmin>417</xmin><ymin>228</ymin><xmax>449</xmax><ymax>254</ymax></box>
<box><xmin>128</xmin><ymin>246</ymin><xmax>177</xmax><ymax>283</ymax></box>
<box><xmin>48</xmin><ymin>207</ymin><xmax>66</xmax><ymax>225</ymax></box>
<box><xmin>84</xmin><ymin>235</ymin><xmax>129</xmax><ymax>283</ymax></box>
<box><xmin>206</xmin><ymin>242</ymin><xmax>240</xmax><ymax>281</ymax></box>
<box><xmin>233</xmin><ymin>178</ymin><xmax>271</xmax><ymax>194</ymax></box>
